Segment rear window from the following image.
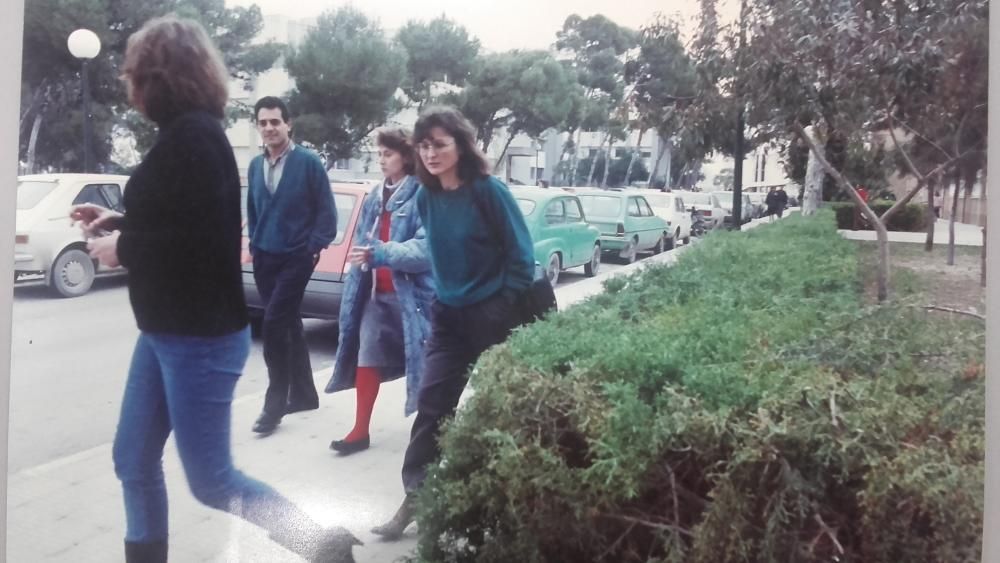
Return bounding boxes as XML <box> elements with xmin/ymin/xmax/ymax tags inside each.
<box><xmin>241</xmin><ymin>189</ymin><xmax>356</xmax><ymax>246</ymax></box>
<box><xmin>17</xmin><ymin>180</ymin><xmax>57</xmax><ymax>210</ymax></box>
<box><xmin>577</xmin><ymin>195</ymin><xmax>622</xmax><ymax>218</ymax></box>
<box><xmin>642</xmin><ymin>193</ymin><xmax>672</xmax><ymax>208</ymax></box>
<box><xmin>682</xmin><ymin>192</ymin><xmax>713</xmax><ymax>206</ymax></box>
<box><xmin>515</xmin><ymin>198</ymin><xmax>537</xmax><ymax>216</ymax></box>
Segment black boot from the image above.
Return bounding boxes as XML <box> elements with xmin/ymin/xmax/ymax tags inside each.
<box><xmin>310</xmin><ymin>527</ymin><xmax>363</xmax><ymax>563</ymax></box>
<box><xmin>272</xmin><ymin>526</ymin><xmax>362</xmax><ymax>563</ymax></box>
<box><xmin>124</xmin><ymin>540</ymin><xmax>167</xmax><ymax>563</ymax></box>
<box><xmin>370</xmin><ymin>494</ymin><xmax>416</xmax><ymax>540</ymax></box>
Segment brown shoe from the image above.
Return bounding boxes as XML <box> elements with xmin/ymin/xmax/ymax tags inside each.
<box><xmin>370</xmin><ymin>495</ymin><xmax>416</xmax><ymax>540</ymax></box>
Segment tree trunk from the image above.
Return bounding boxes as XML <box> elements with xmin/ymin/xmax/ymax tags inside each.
<box><xmin>624</xmin><ymin>128</ymin><xmax>646</xmax><ymax>187</ymax></box>
<box><xmin>648</xmin><ymin>141</ymin><xmax>667</xmax><ymax>185</ymax></box>
<box><xmin>600</xmin><ymin>134</ymin><xmax>614</xmax><ymax>188</ymax></box>
<box><xmin>494</xmin><ymin>132</ymin><xmax>518</xmax><ymax>178</ymax></box>
<box><xmin>948</xmin><ymin>169</ymin><xmax>961</xmax><ymax>266</ymax></box>
<box><xmin>587</xmin><ymin>131</ymin><xmax>606</xmax><ymax>186</ymax></box>
<box><xmin>555</xmin><ymin>130</ymin><xmax>574</xmax><ymax>185</ymax></box>
<box><xmin>924</xmin><ymin>179</ymin><xmax>936</xmax><ymax>251</ymax></box>
<box><xmin>875</xmin><ymin>223</ymin><xmax>891</xmax><ymax>302</ymax></box>
<box><xmin>26</xmin><ymin>111</ymin><xmax>43</xmax><ymax>174</ymax></box>
<box><xmin>962</xmin><ymin>183</ymin><xmax>971</xmax><ymax>223</ymax></box>
<box><xmin>801</xmin><ymin>126</ymin><xmax>825</xmax><ymax>216</ymax></box>
<box><xmin>569</xmin><ymin>129</ymin><xmax>583</xmax><ymax>185</ymax></box>
<box><xmin>981</xmin><ymin>170</ymin><xmax>987</xmax><ymax>287</ymax></box>
<box><xmin>794</xmin><ymin>123</ymin><xmax>891</xmax><ymax>300</ymax></box>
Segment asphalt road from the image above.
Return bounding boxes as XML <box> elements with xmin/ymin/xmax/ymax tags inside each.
<box><xmin>7</xmin><ymin>260</ymin><xmax>628</xmax><ymax>473</ymax></box>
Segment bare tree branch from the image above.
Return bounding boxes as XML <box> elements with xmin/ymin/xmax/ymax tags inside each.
<box><xmin>923</xmin><ymin>305</ymin><xmax>985</xmax><ymax>321</ymax></box>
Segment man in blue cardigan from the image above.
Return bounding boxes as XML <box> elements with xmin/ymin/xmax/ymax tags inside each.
<box><xmin>246</xmin><ymin>96</ymin><xmax>337</xmax><ymax>434</ymax></box>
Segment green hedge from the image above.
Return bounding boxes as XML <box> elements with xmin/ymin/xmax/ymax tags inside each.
<box><xmin>411</xmin><ymin>211</ymin><xmax>984</xmax><ymax>563</ymax></box>
<box><xmin>830</xmin><ymin>199</ymin><xmax>929</xmax><ymax>231</ymax></box>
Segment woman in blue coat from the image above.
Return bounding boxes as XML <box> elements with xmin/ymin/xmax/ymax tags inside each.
<box><xmin>325</xmin><ymin>127</ymin><xmax>434</xmax><ymax>455</ymax></box>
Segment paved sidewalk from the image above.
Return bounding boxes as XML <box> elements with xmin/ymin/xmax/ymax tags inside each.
<box><xmin>7</xmin><ymin>236</ymin><xmax>702</xmax><ymax>562</ymax></box>
<box><xmin>838</xmin><ymin>218</ymin><xmax>984</xmax><ymax>246</ymax></box>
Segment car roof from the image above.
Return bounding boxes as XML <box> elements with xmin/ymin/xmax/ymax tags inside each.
<box><xmin>510</xmin><ymin>186</ymin><xmax>580</xmax><ymax>201</ymax></box>
<box><xmin>18</xmin><ymin>173</ymin><xmax>130</xmax><ymax>183</ymax></box>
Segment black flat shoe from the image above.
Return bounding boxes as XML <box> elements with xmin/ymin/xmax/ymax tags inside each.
<box><xmin>252</xmin><ymin>413</ymin><xmax>281</xmax><ymax>434</ymax></box>
<box><xmin>285</xmin><ymin>401</ymin><xmax>319</xmax><ymax>414</ymax></box>
<box><xmin>329</xmin><ymin>436</ymin><xmax>370</xmax><ymax>455</ymax></box>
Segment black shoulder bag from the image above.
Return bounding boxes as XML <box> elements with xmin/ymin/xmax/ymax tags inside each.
<box><xmin>470</xmin><ymin>181</ymin><xmax>557</xmax><ymax>326</ymax></box>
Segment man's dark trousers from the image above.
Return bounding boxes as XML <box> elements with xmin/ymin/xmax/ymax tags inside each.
<box><xmin>253</xmin><ymin>249</ymin><xmax>319</xmax><ymax>420</ymax></box>
<box><xmin>401</xmin><ymin>293</ymin><xmax>516</xmax><ymax>492</ymax></box>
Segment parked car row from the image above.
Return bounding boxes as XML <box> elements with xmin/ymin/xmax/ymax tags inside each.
<box><xmin>13</xmin><ymin>175</ymin><xmax>699</xmax><ymax>317</ymax></box>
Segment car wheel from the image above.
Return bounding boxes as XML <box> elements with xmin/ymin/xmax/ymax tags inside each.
<box><xmin>50</xmin><ymin>248</ymin><xmax>95</xmax><ymax>298</ymax></box>
<box><xmin>584</xmin><ymin>244</ymin><xmax>601</xmax><ymax>277</ymax></box>
<box><xmin>653</xmin><ymin>235</ymin><xmax>665</xmax><ymax>254</ymax></box>
<box><xmin>683</xmin><ymin>233</ymin><xmax>691</xmax><ymax>245</ymax></box>
<box><xmin>546</xmin><ymin>253</ymin><xmax>561</xmax><ymax>286</ymax></box>
<box><xmin>622</xmin><ymin>238</ymin><xmax>638</xmax><ymax>264</ymax></box>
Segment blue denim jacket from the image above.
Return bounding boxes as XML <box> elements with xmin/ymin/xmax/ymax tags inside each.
<box><xmin>325</xmin><ymin>176</ymin><xmax>435</xmax><ymax>416</ymax></box>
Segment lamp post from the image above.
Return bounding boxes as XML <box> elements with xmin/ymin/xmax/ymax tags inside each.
<box><xmin>67</xmin><ymin>29</ymin><xmax>101</xmax><ymax>173</ymax></box>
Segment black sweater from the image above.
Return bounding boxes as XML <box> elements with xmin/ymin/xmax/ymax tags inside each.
<box><xmin>116</xmin><ymin>111</ymin><xmax>248</xmax><ymax>336</ymax></box>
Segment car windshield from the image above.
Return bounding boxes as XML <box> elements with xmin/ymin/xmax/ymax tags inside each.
<box><xmin>641</xmin><ymin>193</ymin><xmax>672</xmax><ymax>208</ymax></box>
<box><xmin>515</xmin><ymin>198</ymin><xmax>537</xmax><ymax>216</ymax></box>
<box><xmin>681</xmin><ymin>192</ymin><xmax>713</xmax><ymax>206</ymax></box>
<box><xmin>576</xmin><ymin>195</ymin><xmax>622</xmax><ymax>218</ymax></box>
<box><xmin>713</xmin><ymin>193</ymin><xmax>734</xmax><ymax>209</ymax></box>
<box><xmin>17</xmin><ymin>180</ymin><xmax>57</xmax><ymax>210</ymax></box>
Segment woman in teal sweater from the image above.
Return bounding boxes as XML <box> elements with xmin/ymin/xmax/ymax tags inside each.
<box><xmin>372</xmin><ymin>106</ymin><xmax>535</xmax><ymax>539</ymax></box>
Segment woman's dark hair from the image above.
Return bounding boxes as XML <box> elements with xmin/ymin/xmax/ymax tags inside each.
<box><xmin>375</xmin><ymin>127</ymin><xmax>416</xmax><ymax>176</ymax></box>
<box><xmin>122</xmin><ymin>15</ymin><xmax>229</xmax><ymax>125</ymax></box>
<box><xmin>412</xmin><ymin>106</ymin><xmax>491</xmax><ymax>190</ymax></box>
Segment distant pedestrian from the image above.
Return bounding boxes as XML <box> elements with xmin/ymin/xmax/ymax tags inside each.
<box><xmin>325</xmin><ymin>127</ymin><xmax>435</xmax><ymax>455</ymax></box>
<box><xmin>764</xmin><ymin>187</ymin><xmax>780</xmax><ymax>221</ymax></box>
<box><xmin>774</xmin><ymin>186</ymin><xmax>789</xmax><ymax>217</ymax></box>
<box><xmin>70</xmin><ymin>15</ymin><xmax>358</xmax><ymax>562</ymax></box>
<box><xmin>371</xmin><ymin>106</ymin><xmax>535</xmax><ymax>540</ymax></box>
<box><xmin>537</xmin><ymin>179</ymin><xmax>549</xmax><ymax>189</ymax></box>
<box><xmin>853</xmin><ymin>185</ymin><xmax>870</xmax><ymax>230</ymax></box>
<box><xmin>246</xmin><ymin>95</ymin><xmax>338</xmax><ymax>435</ymax></box>
<box><xmin>934</xmin><ymin>189</ymin><xmax>943</xmax><ymax>218</ymax></box>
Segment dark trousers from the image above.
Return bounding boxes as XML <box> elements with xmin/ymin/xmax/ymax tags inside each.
<box><xmin>253</xmin><ymin>250</ymin><xmax>319</xmax><ymax>419</ymax></box>
<box><xmin>401</xmin><ymin>292</ymin><xmax>516</xmax><ymax>492</ymax></box>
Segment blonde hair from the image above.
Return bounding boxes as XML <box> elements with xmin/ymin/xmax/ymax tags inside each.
<box><xmin>123</xmin><ymin>15</ymin><xmax>229</xmax><ymax>124</ymax></box>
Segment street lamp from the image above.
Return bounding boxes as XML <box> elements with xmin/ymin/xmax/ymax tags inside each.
<box><xmin>67</xmin><ymin>29</ymin><xmax>101</xmax><ymax>173</ymax></box>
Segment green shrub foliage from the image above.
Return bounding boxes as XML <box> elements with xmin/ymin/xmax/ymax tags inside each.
<box><xmin>412</xmin><ymin>212</ymin><xmax>984</xmax><ymax>563</ymax></box>
<box><xmin>830</xmin><ymin>200</ymin><xmax>929</xmax><ymax>232</ymax></box>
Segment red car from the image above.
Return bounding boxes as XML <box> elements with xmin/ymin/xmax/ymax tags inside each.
<box><xmin>241</xmin><ymin>181</ymin><xmax>375</xmax><ymax>330</ymax></box>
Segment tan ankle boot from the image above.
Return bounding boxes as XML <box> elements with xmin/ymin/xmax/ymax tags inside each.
<box><xmin>370</xmin><ymin>495</ymin><xmax>416</xmax><ymax>540</ymax></box>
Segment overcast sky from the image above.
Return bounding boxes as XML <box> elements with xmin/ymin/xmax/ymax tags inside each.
<box><xmin>225</xmin><ymin>0</ymin><xmax>740</xmax><ymax>52</ymax></box>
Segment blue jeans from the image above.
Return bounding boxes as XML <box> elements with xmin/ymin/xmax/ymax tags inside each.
<box><xmin>112</xmin><ymin>327</ymin><xmax>321</xmax><ymax>549</ymax></box>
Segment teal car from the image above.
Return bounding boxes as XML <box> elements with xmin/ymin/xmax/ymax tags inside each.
<box><xmin>512</xmin><ymin>187</ymin><xmax>603</xmax><ymax>285</ymax></box>
<box><xmin>574</xmin><ymin>188</ymin><xmax>671</xmax><ymax>263</ymax></box>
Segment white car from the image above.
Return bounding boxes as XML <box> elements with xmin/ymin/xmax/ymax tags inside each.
<box><xmin>673</xmin><ymin>190</ymin><xmax>726</xmax><ymax>230</ymax></box>
<box><xmin>15</xmin><ymin>173</ymin><xmax>129</xmax><ymax>297</ymax></box>
<box><xmin>635</xmin><ymin>190</ymin><xmax>692</xmax><ymax>247</ymax></box>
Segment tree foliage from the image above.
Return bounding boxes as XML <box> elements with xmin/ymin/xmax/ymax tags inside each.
<box><xmin>446</xmin><ymin>50</ymin><xmax>581</xmax><ymax>156</ymax></box>
<box><xmin>395</xmin><ymin>16</ymin><xmax>480</xmax><ymax>110</ymax></box>
<box><xmin>285</xmin><ymin>6</ymin><xmax>406</xmax><ymax>163</ymax></box>
<box><xmin>19</xmin><ymin>0</ymin><xmax>280</xmax><ymax>171</ymax></box>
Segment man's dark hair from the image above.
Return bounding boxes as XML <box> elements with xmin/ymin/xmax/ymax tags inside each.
<box><xmin>254</xmin><ymin>96</ymin><xmax>290</xmax><ymax>122</ymax></box>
